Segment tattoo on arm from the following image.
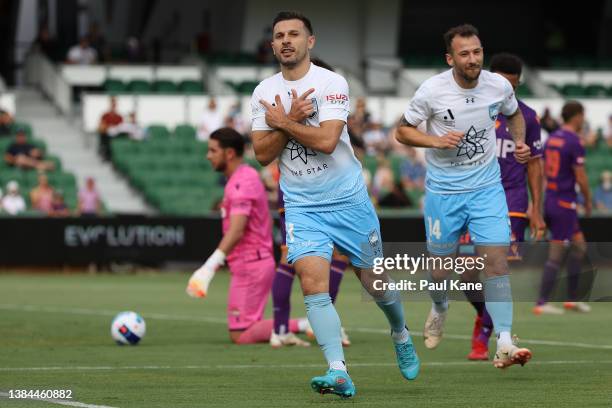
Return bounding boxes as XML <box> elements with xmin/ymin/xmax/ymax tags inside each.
<box><xmin>507</xmin><ymin>110</ymin><xmax>526</xmax><ymax>144</ymax></box>
<box><xmin>398</xmin><ymin>116</ymin><xmax>415</xmax><ymax>128</ymax></box>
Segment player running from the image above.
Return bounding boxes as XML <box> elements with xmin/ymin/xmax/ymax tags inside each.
<box><xmin>396</xmin><ymin>24</ymin><xmax>532</xmax><ymax>369</ymax></box>
<box><xmin>536</xmin><ymin>101</ymin><xmax>592</xmax><ymax>314</ymax></box>
<box><xmin>461</xmin><ymin>53</ymin><xmax>545</xmax><ymax>360</ymax></box>
<box><xmin>186</xmin><ymin>128</ymin><xmax>283</xmax><ymax>344</ymax></box>
<box><xmin>252</xmin><ymin>11</ymin><xmax>420</xmax><ymax>398</ymax></box>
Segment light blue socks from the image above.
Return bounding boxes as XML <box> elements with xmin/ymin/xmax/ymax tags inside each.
<box><xmin>484</xmin><ymin>275</ymin><xmax>513</xmax><ymax>335</ymax></box>
<box><xmin>304</xmin><ymin>293</ymin><xmax>344</xmax><ymax>364</ymax></box>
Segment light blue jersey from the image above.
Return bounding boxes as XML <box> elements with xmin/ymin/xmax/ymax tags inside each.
<box><xmin>251</xmin><ymin>63</ymin><xmax>368</xmax><ymax>211</ymax></box>
<box><xmin>404</xmin><ymin>69</ymin><xmax>519</xmax><ymax>194</ymax></box>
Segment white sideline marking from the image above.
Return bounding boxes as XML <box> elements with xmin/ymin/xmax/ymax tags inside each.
<box><xmin>0</xmin><ymin>391</ymin><xmax>117</xmax><ymax>408</ymax></box>
<box><xmin>1</xmin><ymin>360</ymin><xmax>611</xmax><ymax>372</ymax></box>
<box><xmin>1</xmin><ymin>303</ymin><xmax>612</xmax><ymax>351</ymax></box>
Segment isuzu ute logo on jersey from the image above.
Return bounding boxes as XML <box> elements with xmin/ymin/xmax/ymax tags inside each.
<box><xmin>457</xmin><ymin>126</ymin><xmax>487</xmax><ymax>159</ymax></box>
<box><xmin>286</xmin><ymin>139</ymin><xmax>317</xmax><ymax>164</ymax></box>
<box><xmin>325</xmin><ymin>94</ymin><xmax>348</xmax><ymax>104</ymax></box>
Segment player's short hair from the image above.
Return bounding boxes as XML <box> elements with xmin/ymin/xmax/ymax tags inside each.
<box><xmin>444</xmin><ymin>24</ymin><xmax>479</xmax><ymax>53</ymax></box>
<box><xmin>210</xmin><ymin>127</ymin><xmax>245</xmax><ymax>157</ymax></box>
<box><xmin>311</xmin><ymin>57</ymin><xmax>334</xmax><ymax>72</ymax></box>
<box><xmin>561</xmin><ymin>101</ymin><xmax>584</xmax><ymax>123</ymax></box>
<box><xmin>272</xmin><ymin>11</ymin><xmax>313</xmax><ymax>35</ymax></box>
<box><xmin>490</xmin><ymin>53</ymin><xmax>523</xmax><ymax>76</ymax></box>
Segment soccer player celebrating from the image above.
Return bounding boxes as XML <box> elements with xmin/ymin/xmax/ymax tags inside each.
<box><xmin>462</xmin><ymin>53</ymin><xmax>545</xmax><ymax>360</ymax></box>
<box><xmin>270</xmin><ymin>57</ymin><xmax>350</xmax><ymax>349</ymax></box>
<box><xmin>536</xmin><ymin>101</ymin><xmax>592</xmax><ymax>314</ymax></box>
<box><xmin>252</xmin><ymin>11</ymin><xmax>420</xmax><ymax>398</ymax></box>
<box><xmin>186</xmin><ymin>128</ymin><xmax>278</xmax><ymax>345</ymax></box>
<box><xmin>396</xmin><ymin>24</ymin><xmax>532</xmax><ymax>369</ymax></box>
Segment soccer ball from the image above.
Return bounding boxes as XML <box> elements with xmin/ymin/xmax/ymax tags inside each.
<box><xmin>111</xmin><ymin>311</ymin><xmax>146</xmax><ymax>345</ymax></box>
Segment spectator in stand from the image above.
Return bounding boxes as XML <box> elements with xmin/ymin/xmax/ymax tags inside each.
<box><xmin>30</xmin><ymin>173</ymin><xmax>54</xmax><ymax>214</ymax></box>
<box><xmin>372</xmin><ymin>157</ymin><xmax>395</xmax><ymax>201</ymax></box>
<box><xmin>78</xmin><ymin>177</ymin><xmax>102</xmax><ymax>216</ymax></box>
<box><xmin>31</xmin><ymin>25</ymin><xmax>61</xmax><ymax>61</ymax></box>
<box><xmin>97</xmin><ymin>97</ymin><xmax>123</xmax><ymax>161</ymax></box>
<box><xmin>400</xmin><ymin>146</ymin><xmax>426</xmax><ymax>192</ymax></box>
<box><xmin>49</xmin><ymin>190</ymin><xmax>70</xmax><ymax>217</ymax></box>
<box><xmin>347</xmin><ymin>97</ymin><xmax>371</xmax><ymax>140</ymax></box>
<box><xmin>594</xmin><ymin>170</ymin><xmax>612</xmax><ymax>213</ymax></box>
<box><xmin>225</xmin><ymin>103</ymin><xmax>247</xmax><ymax>135</ymax></box>
<box><xmin>541</xmin><ymin>107</ymin><xmax>560</xmax><ymax>135</ymax></box>
<box><xmin>579</xmin><ymin>119</ymin><xmax>598</xmax><ymax>147</ymax></box>
<box><xmin>123</xmin><ymin>37</ymin><xmax>146</xmax><ymax>63</ymax></box>
<box><xmin>604</xmin><ymin>115</ymin><xmax>612</xmax><ymax>148</ymax></box>
<box><xmin>378</xmin><ymin>181</ymin><xmax>413</xmax><ymax>208</ymax></box>
<box><xmin>66</xmin><ymin>37</ymin><xmax>98</xmax><ymax>65</ymax></box>
<box><xmin>256</xmin><ymin>27</ymin><xmax>274</xmax><ymax>64</ymax></box>
<box><xmin>86</xmin><ymin>21</ymin><xmax>108</xmax><ymax>62</ymax></box>
<box><xmin>4</xmin><ymin>130</ymin><xmax>55</xmax><ymax>171</ymax></box>
<box><xmin>0</xmin><ymin>108</ymin><xmax>14</xmax><ymax>136</ymax></box>
<box><xmin>1</xmin><ymin>180</ymin><xmax>26</xmax><ymax>215</ymax></box>
<box><xmin>197</xmin><ymin>98</ymin><xmax>224</xmax><ymax>141</ymax></box>
<box><xmin>107</xmin><ymin>112</ymin><xmax>145</xmax><ymax>141</ymax></box>
<box><xmin>362</xmin><ymin>116</ymin><xmax>388</xmax><ymax>155</ymax></box>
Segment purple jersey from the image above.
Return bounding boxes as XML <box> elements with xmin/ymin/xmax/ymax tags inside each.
<box><xmin>496</xmin><ymin>100</ymin><xmax>543</xmax><ymax>211</ymax></box>
<box><xmin>278</xmin><ymin>188</ymin><xmax>286</xmax><ymax>246</ymax></box>
<box><xmin>544</xmin><ymin>128</ymin><xmax>585</xmax><ymax>204</ymax></box>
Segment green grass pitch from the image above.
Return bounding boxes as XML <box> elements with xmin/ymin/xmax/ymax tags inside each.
<box><xmin>1</xmin><ymin>272</ymin><xmax>611</xmax><ymax>407</ymax></box>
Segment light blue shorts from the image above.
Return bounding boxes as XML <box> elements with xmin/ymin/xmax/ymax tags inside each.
<box><xmin>424</xmin><ymin>183</ymin><xmax>510</xmax><ymax>255</ymax></box>
<box><xmin>285</xmin><ymin>200</ymin><xmax>382</xmax><ymax>268</ymax></box>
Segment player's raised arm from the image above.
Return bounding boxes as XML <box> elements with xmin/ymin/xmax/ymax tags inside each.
<box><xmin>252</xmin><ymin>130</ymin><xmax>289</xmax><ymax>166</ymax></box>
<box><xmin>252</xmin><ymin>88</ymin><xmax>317</xmax><ymax>165</ymax></box>
<box><xmin>277</xmin><ymin>117</ymin><xmax>344</xmax><ymax>155</ymax></box>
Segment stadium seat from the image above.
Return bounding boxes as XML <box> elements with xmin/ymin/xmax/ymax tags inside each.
<box><xmin>178</xmin><ymin>80</ymin><xmax>204</xmax><ymax>94</ymax></box>
<box><xmin>560</xmin><ymin>84</ymin><xmax>585</xmax><ymax>97</ymax></box>
<box><xmin>584</xmin><ymin>84</ymin><xmax>608</xmax><ymax>97</ymax></box>
<box><xmin>237</xmin><ymin>81</ymin><xmax>259</xmax><ymax>94</ymax></box>
<box><xmin>103</xmin><ymin>79</ymin><xmax>126</xmax><ymax>93</ymax></box>
<box><xmin>174</xmin><ymin>124</ymin><xmax>196</xmax><ymax>140</ymax></box>
<box><xmin>127</xmin><ymin>79</ymin><xmax>153</xmax><ymax>93</ymax></box>
<box><xmin>154</xmin><ymin>80</ymin><xmax>179</xmax><ymax>94</ymax></box>
<box><xmin>146</xmin><ymin>125</ymin><xmax>170</xmax><ymax>139</ymax></box>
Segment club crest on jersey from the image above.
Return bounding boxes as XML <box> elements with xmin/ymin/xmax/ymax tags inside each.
<box><xmin>308</xmin><ymin>98</ymin><xmax>318</xmax><ymax>119</ymax></box>
<box><xmin>489</xmin><ymin>102</ymin><xmax>502</xmax><ymax>121</ymax></box>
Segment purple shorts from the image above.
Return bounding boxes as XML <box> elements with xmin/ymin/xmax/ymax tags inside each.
<box><xmin>544</xmin><ymin>197</ymin><xmax>581</xmax><ymax>242</ymax></box>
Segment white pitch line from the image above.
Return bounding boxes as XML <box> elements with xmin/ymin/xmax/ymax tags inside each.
<box><xmin>349</xmin><ymin>327</ymin><xmax>612</xmax><ymax>350</ymax></box>
<box><xmin>1</xmin><ymin>303</ymin><xmax>612</xmax><ymax>350</ymax></box>
<box><xmin>1</xmin><ymin>360</ymin><xmax>612</xmax><ymax>373</ymax></box>
<box><xmin>0</xmin><ymin>391</ymin><xmax>117</xmax><ymax>408</ymax></box>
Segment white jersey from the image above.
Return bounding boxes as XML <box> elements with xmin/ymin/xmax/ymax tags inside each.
<box><xmin>251</xmin><ymin>63</ymin><xmax>368</xmax><ymax>211</ymax></box>
<box><xmin>404</xmin><ymin>69</ymin><xmax>518</xmax><ymax>193</ymax></box>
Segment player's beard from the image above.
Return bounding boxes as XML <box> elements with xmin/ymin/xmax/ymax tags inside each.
<box><xmin>214</xmin><ymin>161</ymin><xmax>226</xmax><ymax>172</ymax></box>
<box><xmin>458</xmin><ymin>64</ymin><xmax>481</xmax><ymax>82</ymax></box>
<box><xmin>277</xmin><ymin>47</ymin><xmax>306</xmax><ymax>68</ymax></box>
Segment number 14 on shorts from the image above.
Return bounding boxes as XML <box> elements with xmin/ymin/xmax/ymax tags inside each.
<box><xmin>428</xmin><ymin>217</ymin><xmax>442</xmax><ymax>240</ymax></box>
